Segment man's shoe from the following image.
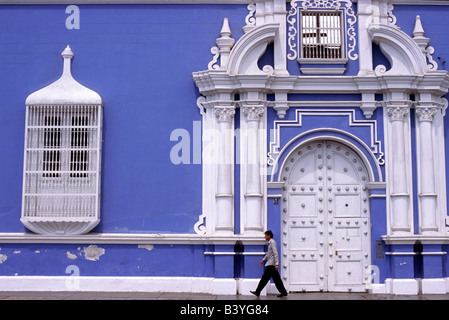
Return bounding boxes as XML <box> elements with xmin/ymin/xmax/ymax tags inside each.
<box><xmin>250</xmin><ymin>291</ymin><xmax>260</xmax><ymax>297</ymax></box>
<box><xmin>277</xmin><ymin>293</ymin><xmax>288</xmax><ymax>297</ymax></box>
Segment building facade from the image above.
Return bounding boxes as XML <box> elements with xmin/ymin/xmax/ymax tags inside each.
<box><xmin>0</xmin><ymin>0</ymin><xmax>448</xmax><ymax>295</ymax></box>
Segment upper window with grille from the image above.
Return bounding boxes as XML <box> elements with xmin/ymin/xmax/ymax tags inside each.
<box><xmin>301</xmin><ymin>11</ymin><xmax>343</xmax><ymax>60</ymax></box>
<box><xmin>287</xmin><ymin>0</ymin><xmax>358</xmax><ymax>72</ymax></box>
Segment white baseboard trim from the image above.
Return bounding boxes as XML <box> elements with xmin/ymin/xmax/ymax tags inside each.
<box><xmin>1</xmin><ymin>276</ymin><xmax>447</xmax><ymax>295</ymax></box>
<box><xmin>421</xmin><ymin>278</ymin><xmax>447</xmax><ymax>294</ymax></box>
<box><xmin>0</xmin><ymin>276</ymin><xmax>268</xmax><ymax>295</ymax></box>
<box><xmin>384</xmin><ymin>278</ymin><xmax>449</xmax><ymax>295</ymax></box>
<box><xmin>385</xmin><ymin>278</ymin><xmax>420</xmax><ymax>295</ymax></box>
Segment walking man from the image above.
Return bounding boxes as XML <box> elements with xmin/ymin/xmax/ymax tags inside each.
<box><xmin>251</xmin><ymin>230</ymin><xmax>288</xmax><ymax>298</ymax></box>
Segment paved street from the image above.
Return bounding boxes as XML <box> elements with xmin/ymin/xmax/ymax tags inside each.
<box><xmin>0</xmin><ymin>291</ymin><xmax>448</xmax><ymax>300</ymax></box>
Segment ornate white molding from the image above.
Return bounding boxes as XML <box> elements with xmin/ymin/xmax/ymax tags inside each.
<box><xmin>194</xmin><ymin>213</ymin><xmax>207</xmax><ymax>235</ymax></box>
<box><xmin>369</xmin><ymin>23</ymin><xmax>428</xmax><ymax>76</ymax></box>
<box><xmin>287</xmin><ymin>0</ymin><xmax>358</xmax><ymax>61</ymax></box>
<box><xmin>208</xmin><ymin>46</ymin><xmax>220</xmax><ymax>70</ymax></box>
<box><xmin>268</xmin><ymin>108</ymin><xmax>385</xmax><ymax>179</ymax></box>
<box><xmin>243</xmin><ymin>2</ymin><xmax>256</xmax><ymax>33</ymax></box>
<box><xmin>387</xmin><ymin>4</ymin><xmax>397</xmax><ymax>26</ymax></box>
<box><xmin>227</xmin><ymin>23</ymin><xmax>278</xmax><ymax>76</ymax></box>
<box><xmin>215</xmin><ymin>107</ymin><xmax>236</xmax><ymax>122</ymax></box>
<box><xmin>196</xmin><ymin>95</ymin><xmax>206</xmax><ymax>116</ymax></box>
<box><xmin>415</xmin><ymin>106</ymin><xmax>438</xmax><ymax>122</ymax></box>
<box><xmin>387</xmin><ymin>106</ymin><xmax>409</xmax><ymax>121</ymax></box>
<box><xmin>242</xmin><ymin>105</ymin><xmax>264</xmax><ymax>121</ymax></box>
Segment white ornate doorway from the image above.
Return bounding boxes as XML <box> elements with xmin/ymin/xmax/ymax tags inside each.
<box><xmin>280</xmin><ymin>140</ymin><xmax>371</xmax><ymax>292</ymax></box>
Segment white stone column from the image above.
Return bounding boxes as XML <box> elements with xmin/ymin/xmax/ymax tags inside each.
<box><xmin>242</xmin><ymin>105</ymin><xmax>265</xmax><ymax>234</ymax></box>
<box><xmin>387</xmin><ymin>105</ymin><xmax>411</xmax><ymax>234</ymax></box>
<box><xmin>214</xmin><ymin>106</ymin><xmax>236</xmax><ymax>234</ymax></box>
<box><xmin>416</xmin><ymin>104</ymin><xmax>439</xmax><ymax>234</ymax></box>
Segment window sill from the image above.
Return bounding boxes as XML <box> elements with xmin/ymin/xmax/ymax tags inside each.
<box><xmin>298</xmin><ymin>58</ymin><xmax>348</xmax><ymax>65</ymax></box>
<box><xmin>300</xmin><ymin>67</ymin><xmax>346</xmax><ymax>74</ymax></box>
<box><xmin>298</xmin><ymin>58</ymin><xmax>348</xmax><ymax>75</ymax></box>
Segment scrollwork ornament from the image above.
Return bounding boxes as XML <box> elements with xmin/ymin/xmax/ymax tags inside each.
<box><xmin>244</xmin><ymin>3</ymin><xmax>256</xmax><ymax>28</ymax></box>
<box><xmin>286</xmin><ymin>3</ymin><xmax>299</xmax><ymax>60</ymax></box>
<box><xmin>194</xmin><ymin>213</ymin><xmax>207</xmax><ymax>235</ymax></box>
<box><xmin>196</xmin><ymin>96</ymin><xmax>206</xmax><ymax>117</ymax></box>
<box><xmin>426</xmin><ymin>46</ymin><xmax>439</xmax><ymax>71</ymax></box>
<box><xmin>207</xmin><ymin>46</ymin><xmax>220</xmax><ymax>70</ymax></box>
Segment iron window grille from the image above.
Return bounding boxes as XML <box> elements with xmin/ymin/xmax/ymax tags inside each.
<box><xmin>22</xmin><ymin>105</ymin><xmax>102</xmax><ymax>219</ymax></box>
<box><xmin>300</xmin><ymin>11</ymin><xmax>344</xmax><ymax>60</ymax></box>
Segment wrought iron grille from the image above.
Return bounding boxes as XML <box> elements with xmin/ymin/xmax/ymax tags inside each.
<box><xmin>301</xmin><ymin>11</ymin><xmax>343</xmax><ymax>59</ymax></box>
<box><xmin>22</xmin><ymin>105</ymin><xmax>102</xmax><ymax>218</ymax></box>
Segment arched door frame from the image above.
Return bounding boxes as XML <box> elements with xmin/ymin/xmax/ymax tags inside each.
<box><xmin>274</xmin><ymin>133</ymin><xmax>383</xmax><ymax>185</ymax></box>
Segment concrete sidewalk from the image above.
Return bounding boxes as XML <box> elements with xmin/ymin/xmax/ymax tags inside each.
<box><xmin>0</xmin><ymin>291</ymin><xmax>448</xmax><ymax>300</ymax></box>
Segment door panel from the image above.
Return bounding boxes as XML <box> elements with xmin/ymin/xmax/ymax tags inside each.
<box><xmin>281</xmin><ymin>140</ymin><xmax>371</xmax><ymax>292</ymax></box>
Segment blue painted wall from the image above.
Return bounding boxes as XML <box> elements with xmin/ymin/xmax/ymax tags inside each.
<box><xmin>0</xmin><ymin>3</ymin><xmax>447</xmax><ymax>284</ymax></box>
<box><xmin>0</xmin><ymin>4</ymin><xmax>247</xmax><ymax>234</ymax></box>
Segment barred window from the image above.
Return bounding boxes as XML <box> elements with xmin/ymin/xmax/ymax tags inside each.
<box><xmin>22</xmin><ymin>45</ymin><xmax>103</xmax><ymax>235</ymax></box>
<box><xmin>22</xmin><ymin>105</ymin><xmax>102</xmax><ymax>227</ymax></box>
<box><xmin>43</xmin><ymin>116</ymin><xmax>61</xmax><ymax>178</ymax></box>
<box><xmin>301</xmin><ymin>11</ymin><xmax>343</xmax><ymax>60</ymax></box>
<box><xmin>70</xmin><ymin>116</ymin><xmax>90</xmax><ymax>178</ymax></box>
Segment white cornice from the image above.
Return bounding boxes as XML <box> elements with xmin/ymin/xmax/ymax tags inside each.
<box><xmin>192</xmin><ymin>71</ymin><xmax>449</xmax><ymax>96</ymax></box>
<box><xmin>1</xmin><ymin>0</ymin><xmax>449</xmax><ymax>4</ymax></box>
<box><xmin>390</xmin><ymin>0</ymin><xmax>449</xmax><ymax>5</ymax></box>
<box><xmin>0</xmin><ymin>232</ymin><xmax>267</xmax><ymax>245</ymax></box>
<box><xmin>0</xmin><ymin>0</ymin><xmax>253</xmax><ymax>4</ymax></box>
<box><xmin>382</xmin><ymin>234</ymin><xmax>449</xmax><ymax>245</ymax></box>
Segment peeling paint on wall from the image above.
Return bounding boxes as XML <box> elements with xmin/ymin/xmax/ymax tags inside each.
<box><xmin>66</xmin><ymin>251</ymin><xmax>77</xmax><ymax>260</ymax></box>
<box><xmin>138</xmin><ymin>244</ymin><xmax>154</xmax><ymax>252</ymax></box>
<box><xmin>83</xmin><ymin>245</ymin><xmax>105</xmax><ymax>261</ymax></box>
<box><xmin>0</xmin><ymin>254</ymin><xmax>7</xmax><ymax>264</ymax></box>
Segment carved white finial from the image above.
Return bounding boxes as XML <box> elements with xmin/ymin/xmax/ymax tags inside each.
<box><xmin>413</xmin><ymin>15</ymin><xmax>425</xmax><ymax>37</ymax></box>
<box><xmin>61</xmin><ymin>45</ymin><xmax>74</xmax><ymax>77</ymax></box>
<box><xmin>216</xmin><ymin>18</ymin><xmax>235</xmax><ymax>69</ymax></box>
<box><xmin>413</xmin><ymin>15</ymin><xmax>429</xmax><ymax>52</ymax></box>
<box><xmin>411</xmin><ymin>15</ymin><xmax>438</xmax><ymax>70</ymax></box>
<box><xmin>220</xmin><ymin>18</ymin><xmax>232</xmax><ymax>38</ymax></box>
<box><xmin>62</xmin><ymin>45</ymin><xmax>74</xmax><ymax>58</ymax></box>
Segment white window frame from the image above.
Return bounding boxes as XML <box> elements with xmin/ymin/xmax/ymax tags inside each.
<box><xmin>287</xmin><ymin>0</ymin><xmax>358</xmax><ymax>65</ymax></box>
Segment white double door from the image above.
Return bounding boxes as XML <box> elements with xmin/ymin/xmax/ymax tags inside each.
<box><xmin>281</xmin><ymin>140</ymin><xmax>371</xmax><ymax>292</ymax></box>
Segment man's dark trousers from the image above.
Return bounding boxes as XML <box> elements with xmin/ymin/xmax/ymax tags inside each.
<box><xmin>255</xmin><ymin>266</ymin><xmax>288</xmax><ymax>295</ymax></box>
